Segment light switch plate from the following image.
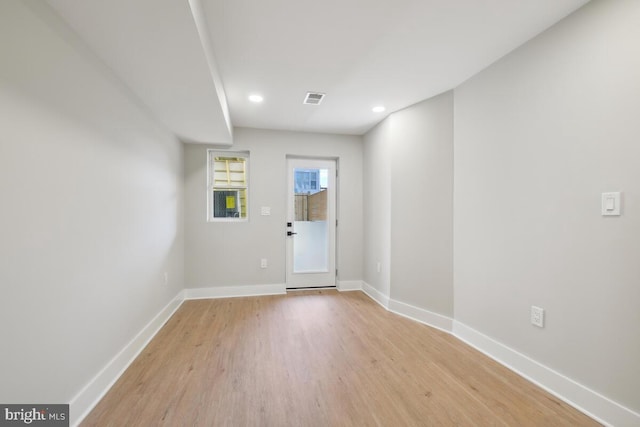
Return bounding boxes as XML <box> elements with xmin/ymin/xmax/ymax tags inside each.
<box><xmin>261</xmin><ymin>206</ymin><xmax>271</xmax><ymax>216</ymax></box>
<box><xmin>601</xmin><ymin>192</ymin><xmax>621</xmax><ymax>216</ymax></box>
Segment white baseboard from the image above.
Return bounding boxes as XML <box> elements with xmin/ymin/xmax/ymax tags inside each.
<box><xmin>184</xmin><ymin>283</ymin><xmax>286</xmax><ymax>300</ymax></box>
<box><xmin>388</xmin><ymin>299</ymin><xmax>453</xmax><ymax>333</ymax></box>
<box><xmin>361</xmin><ymin>282</ymin><xmax>453</xmax><ymax>333</ymax></box>
<box><xmin>453</xmin><ymin>321</ymin><xmax>640</xmax><ymax>427</ymax></box>
<box><xmin>361</xmin><ymin>281</ymin><xmax>390</xmax><ymax>308</ymax></box>
<box><xmin>69</xmin><ymin>290</ymin><xmax>185</xmax><ymax>427</ymax></box>
<box><xmin>337</xmin><ymin>280</ymin><xmax>363</xmax><ymax>292</ymax></box>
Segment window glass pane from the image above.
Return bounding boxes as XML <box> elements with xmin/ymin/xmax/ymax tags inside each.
<box><xmin>213</xmin><ymin>156</ymin><xmax>246</xmax><ymax>188</ymax></box>
<box><xmin>212</xmin><ymin>189</ymin><xmax>247</xmax><ymax>218</ymax></box>
<box><xmin>207</xmin><ymin>150</ymin><xmax>249</xmax><ymax>221</ymax></box>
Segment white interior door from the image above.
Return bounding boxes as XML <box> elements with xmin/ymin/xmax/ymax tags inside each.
<box><xmin>286</xmin><ymin>158</ymin><xmax>336</xmax><ymax>288</ymax></box>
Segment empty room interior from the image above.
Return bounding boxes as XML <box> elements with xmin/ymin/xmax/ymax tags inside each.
<box><xmin>1</xmin><ymin>0</ymin><xmax>639</xmax><ymax>426</ymax></box>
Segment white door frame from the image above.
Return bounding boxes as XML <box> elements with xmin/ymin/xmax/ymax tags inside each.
<box><xmin>286</xmin><ymin>156</ymin><xmax>337</xmax><ymax>288</ymax></box>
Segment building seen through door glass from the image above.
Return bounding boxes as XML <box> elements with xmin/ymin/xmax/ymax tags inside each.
<box><xmin>294</xmin><ymin>169</ymin><xmax>328</xmax><ymax>221</ymax></box>
<box><xmin>207</xmin><ymin>150</ymin><xmax>249</xmax><ymax>221</ymax></box>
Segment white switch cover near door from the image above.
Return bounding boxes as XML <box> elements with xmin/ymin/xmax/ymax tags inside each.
<box><xmin>601</xmin><ymin>192</ymin><xmax>621</xmax><ymax>216</ymax></box>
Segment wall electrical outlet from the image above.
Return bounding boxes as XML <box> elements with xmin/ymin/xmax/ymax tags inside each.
<box><xmin>376</xmin><ymin>262</ymin><xmax>381</xmax><ymax>273</ymax></box>
<box><xmin>260</xmin><ymin>259</ymin><xmax>268</xmax><ymax>268</ymax></box>
<box><xmin>163</xmin><ymin>272</ymin><xmax>169</xmax><ymax>285</ymax></box>
<box><xmin>531</xmin><ymin>306</ymin><xmax>545</xmax><ymax>328</ymax></box>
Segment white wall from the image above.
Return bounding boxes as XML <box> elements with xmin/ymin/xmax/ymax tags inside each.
<box><xmin>362</xmin><ymin>120</ymin><xmax>392</xmax><ymax>295</ymax></box>
<box><xmin>0</xmin><ymin>0</ymin><xmax>183</xmax><ymax>408</ymax></box>
<box><xmin>363</xmin><ymin>92</ymin><xmax>454</xmax><ymax>316</ymax></box>
<box><xmin>454</xmin><ymin>0</ymin><xmax>640</xmax><ymax>413</ymax></box>
<box><xmin>184</xmin><ymin>127</ymin><xmax>362</xmax><ymax>288</ymax></box>
<box><xmin>390</xmin><ymin>92</ymin><xmax>453</xmax><ymax>316</ymax></box>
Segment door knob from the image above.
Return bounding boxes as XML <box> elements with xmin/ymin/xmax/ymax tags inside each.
<box><xmin>287</xmin><ymin>231</ymin><xmax>298</xmax><ymax>236</ymax></box>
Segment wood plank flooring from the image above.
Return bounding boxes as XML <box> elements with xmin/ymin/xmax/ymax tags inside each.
<box><xmin>81</xmin><ymin>290</ymin><xmax>600</xmax><ymax>426</ymax></box>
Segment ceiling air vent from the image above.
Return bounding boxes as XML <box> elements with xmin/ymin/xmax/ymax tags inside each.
<box><xmin>303</xmin><ymin>92</ymin><xmax>325</xmax><ymax>105</ymax></box>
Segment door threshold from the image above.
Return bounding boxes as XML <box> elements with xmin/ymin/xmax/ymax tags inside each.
<box><xmin>286</xmin><ymin>286</ymin><xmax>337</xmax><ymax>292</ymax></box>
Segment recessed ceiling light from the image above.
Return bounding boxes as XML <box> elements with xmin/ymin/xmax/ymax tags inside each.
<box><xmin>249</xmin><ymin>94</ymin><xmax>263</xmax><ymax>103</ymax></box>
<box><xmin>372</xmin><ymin>105</ymin><xmax>385</xmax><ymax>113</ymax></box>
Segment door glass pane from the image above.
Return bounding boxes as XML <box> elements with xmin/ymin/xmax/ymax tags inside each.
<box><xmin>293</xmin><ymin>168</ymin><xmax>328</xmax><ymax>273</ymax></box>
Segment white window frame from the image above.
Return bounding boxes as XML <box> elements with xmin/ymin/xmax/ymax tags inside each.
<box><xmin>207</xmin><ymin>150</ymin><xmax>250</xmax><ymax>222</ymax></box>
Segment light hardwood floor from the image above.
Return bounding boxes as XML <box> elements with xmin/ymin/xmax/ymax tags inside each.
<box><xmin>81</xmin><ymin>290</ymin><xmax>600</xmax><ymax>426</ymax></box>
